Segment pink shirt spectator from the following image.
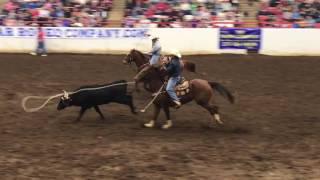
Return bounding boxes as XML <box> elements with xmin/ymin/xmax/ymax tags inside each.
<box><xmin>4</xmin><ymin>1</ymin><xmax>15</xmax><ymax>12</ymax></box>
<box><xmin>145</xmin><ymin>6</ymin><xmax>156</xmax><ymax>18</ymax></box>
<box><xmin>43</xmin><ymin>2</ymin><xmax>52</xmax><ymax>9</ymax></box>
<box><xmin>29</xmin><ymin>9</ymin><xmax>39</xmax><ymax>17</ymax></box>
<box><xmin>155</xmin><ymin>1</ymin><xmax>169</xmax><ymax>11</ymax></box>
<box><xmin>38</xmin><ymin>29</ymin><xmax>45</xmax><ymax>41</ymax></box>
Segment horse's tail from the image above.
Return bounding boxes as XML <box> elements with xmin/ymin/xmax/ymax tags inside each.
<box><xmin>183</xmin><ymin>61</ymin><xmax>196</xmax><ymax>73</ymax></box>
<box><xmin>209</xmin><ymin>82</ymin><xmax>235</xmax><ymax>104</ymax></box>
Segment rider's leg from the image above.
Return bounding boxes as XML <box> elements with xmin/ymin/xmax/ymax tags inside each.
<box><xmin>166</xmin><ymin>76</ymin><xmax>181</xmax><ymax>107</ymax></box>
<box><xmin>150</xmin><ymin>55</ymin><xmax>160</xmax><ymax>66</ymax></box>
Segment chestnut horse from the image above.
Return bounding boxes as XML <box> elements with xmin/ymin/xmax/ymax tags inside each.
<box><xmin>123</xmin><ymin>49</ymin><xmax>196</xmax><ymax>73</ymax></box>
<box><xmin>123</xmin><ymin>49</ymin><xmax>235</xmax><ymax>129</ymax></box>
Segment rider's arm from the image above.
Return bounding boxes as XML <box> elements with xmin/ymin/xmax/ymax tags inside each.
<box><xmin>164</xmin><ymin>62</ymin><xmax>174</xmax><ymax>73</ymax></box>
<box><xmin>150</xmin><ymin>42</ymin><xmax>161</xmax><ymax>55</ymax></box>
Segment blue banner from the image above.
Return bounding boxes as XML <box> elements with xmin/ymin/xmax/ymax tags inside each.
<box><xmin>219</xmin><ymin>28</ymin><xmax>261</xmax><ymax>50</ymax></box>
<box><xmin>0</xmin><ymin>26</ymin><xmax>149</xmax><ymax>39</ymax></box>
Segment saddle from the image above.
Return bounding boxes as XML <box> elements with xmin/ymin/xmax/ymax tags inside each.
<box><xmin>175</xmin><ymin>77</ymin><xmax>190</xmax><ymax>96</ymax></box>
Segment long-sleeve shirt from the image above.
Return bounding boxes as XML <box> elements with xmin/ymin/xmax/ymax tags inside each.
<box><xmin>165</xmin><ymin>57</ymin><xmax>181</xmax><ymax>77</ymax></box>
<box><xmin>150</xmin><ymin>41</ymin><xmax>161</xmax><ymax>56</ymax></box>
<box><xmin>38</xmin><ymin>29</ymin><xmax>44</xmax><ymax>42</ymax></box>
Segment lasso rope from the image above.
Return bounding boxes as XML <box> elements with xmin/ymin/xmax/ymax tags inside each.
<box><xmin>22</xmin><ymin>93</ymin><xmax>64</xmax><ymax>113</ymax></box>
<box><xmin>140</xmin><ymin>83</ymin><xmax>165</xmax><ymax>113</ymax></box>
<box><xmin>22</xmin><ymin>81</ymin><xmax>136</xmax><ymax>113</ymax></box>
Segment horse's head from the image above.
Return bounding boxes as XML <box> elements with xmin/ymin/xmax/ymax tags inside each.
<box><xmin>123</xmin><ymin>49</ymin><xmax>137</xmax><ymax>65</ymax></box>
<box><xmin>123</xmin><ymin>49</ymin><xmax>148</xmax><ymax>68</ymax></box>
<box><xmin>57</xmin><ymin>90</ymin><xmax>72</xmax><ymax>110</ymax></box>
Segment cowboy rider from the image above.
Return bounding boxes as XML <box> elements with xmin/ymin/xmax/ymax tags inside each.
<box><xmin>149</xmin><ymin>36</ymin><xmax>161</xmax><ymax>66</ymax></box>
<box><xmin>133</xmin><ymin>36</ymin><xmax>161</xmax><ymax>82</ymax></box>
<box><xmin>162</xmin><ymin>49</ymin><xmax>182</xmax><ymax>108</ymax></box>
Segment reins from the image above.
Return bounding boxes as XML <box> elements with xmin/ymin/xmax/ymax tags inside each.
<box><xmin>22</xmin><ymin>81</ymin><xmax>136</xmax><ymax>113</ymax></box>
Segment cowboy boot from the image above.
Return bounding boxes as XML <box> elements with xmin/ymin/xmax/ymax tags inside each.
<box><xmin>173</xmin><ymin>100</ymin><xmax>181</xmax><ymax>109</ymax></box>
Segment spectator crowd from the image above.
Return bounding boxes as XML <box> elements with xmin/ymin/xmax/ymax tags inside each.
<box><xmin>122</xmin><ymin>0</ymin><xmax>243</xmax><ymax>27</ymax></box>
<box><xmin>1</xmin><ymin>0</ymin><xmax>320</xmax><ymax>27</ymax></box>
<box><xmin>257</xmin><ymin>0</ymin><xmax>320</xmax><ymax>27</ymax></box>
<box><xmin>0</xmin><ymin>0</ymin><xmax>113</xmax><ymax>26</ymax></box>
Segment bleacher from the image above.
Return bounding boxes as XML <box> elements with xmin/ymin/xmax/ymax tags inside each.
<box><xmin>257</xmin><ymin>0</ymin><xmax>320</xmax><ymax>28</ymax></box>
<box><xmin>122</xmin><ymin>0</ymin><xmax>245</xmax><ymax>28</ymax></box>
<box><xmin>1</xmin><ymin>0</ymin><xmax>320</xmax><ymax>28</ymax></box>
<box><xmin>0</xmin><ymin>0</ymin><xmax>114</xmax><ymax>27</ymax></box>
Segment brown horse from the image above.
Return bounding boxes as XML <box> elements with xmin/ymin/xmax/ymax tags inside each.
<box><xmin>122</xmin><ymin>49</ymin><xmax>196</xmax><ymax>73</ymax></box>
<box><xmin>123</xmin><ymin>49</ymin><xmax>235</xmax><ymax>129</ymax></box>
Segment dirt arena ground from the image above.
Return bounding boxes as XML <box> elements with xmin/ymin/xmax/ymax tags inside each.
<box><xmin>0</xmin><ymin>54</ymin><xmax>319</xmax><ymax>179</ymax></box>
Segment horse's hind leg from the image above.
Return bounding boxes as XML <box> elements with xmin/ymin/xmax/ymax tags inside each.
<box><xmin>199</xmin><ymin>103</ymin><xmax>223</xmax><ymax>125</ymax></box>
<box><xmin>144</xmin><ymin>104</ymin><xmax>160</xmax><ymax>128</ymax></box>
<box><xmin>162</xmin><ymin>106</ymin><xmax>172</xmax><ymax>129</ymax></box>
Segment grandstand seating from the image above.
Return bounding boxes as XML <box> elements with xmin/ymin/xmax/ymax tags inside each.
<box><xmin>122</xmin><ymin>0</ymin><xmax>244</xmax><ymax>28</ymax></box>
<box><xmin>0</xmin><ymin>0</ymin><xmax>114</xmax><ymax>27</ymax></box>
<box><xmin>257</xmin><ymin>0</ymin><xmax>320</xmax><ymax>28</ymax></box>
<box><xmin>1</xmin><ymin>0</ymin><xmax>320</xmax><ymax>27</ymax></box>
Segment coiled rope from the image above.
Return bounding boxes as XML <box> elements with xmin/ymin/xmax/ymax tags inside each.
<box><xmin>22</xmin><ymin>81</ymin><xmax>135</xmax><ymax>113</ymax></box>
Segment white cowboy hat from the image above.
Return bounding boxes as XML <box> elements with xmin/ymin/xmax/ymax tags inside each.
<box><xmin>145</xmin><ymin>32</ymin><xmax>159</xmax><ymax>40</ymax></box>
<box><xmin>151</xmin><ymin>36</ymin><xmax>159</xmax><ymax>40</ymax></box>
<box><xmin>169</xmin><ymin>49</ymin><xmax>182</xmax><ymax>58</ymax></box>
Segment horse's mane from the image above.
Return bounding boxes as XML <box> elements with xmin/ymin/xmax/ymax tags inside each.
<box><xmin>131</xmin><ymin>49</ymin><xmax>148</xmax><ymax>63</ymax></box>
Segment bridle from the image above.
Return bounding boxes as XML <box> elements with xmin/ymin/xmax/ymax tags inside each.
<box><xmin>125</xmin><ymin>53</ymin><xmax>134</xmax><ymax>65</ymax></box>
<box><xmin>124</xmin><ymin>52</ymin><xmax>137</xmax><ymax>72</ymax></box>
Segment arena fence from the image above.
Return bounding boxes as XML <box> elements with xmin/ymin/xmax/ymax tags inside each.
<box><xmin>0</xmin><ymin>26</ymin><xmax>319</xmax><ymax>56</ymax></box>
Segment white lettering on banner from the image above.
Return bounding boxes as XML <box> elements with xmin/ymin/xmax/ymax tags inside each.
<box><xmin>0</xmin><ymin>26</ymin><xmax>149</xmax><ymax>39</ymax></box>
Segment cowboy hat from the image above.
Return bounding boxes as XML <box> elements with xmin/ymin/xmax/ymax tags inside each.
<box><xmin>169</xmin><ymin>49</ymin><xmax>182</xmax><ymax>58</ymax></box>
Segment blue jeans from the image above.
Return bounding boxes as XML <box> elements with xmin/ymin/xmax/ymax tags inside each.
<box><xmin>150</xmin><ymin>55</ymin><xmax>160</xmax><ymax>65</ymax></box>
<box><xmin>36</xmin><ymin>41</ymin><xmax>46</xmax><ymax>55</ymax></box>
<box><xmin>166</xmin><ymin>76</ymin><xmax>181</xmax><ymax>102</ymax></box>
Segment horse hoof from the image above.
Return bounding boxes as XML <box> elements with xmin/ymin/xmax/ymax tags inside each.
<box><xmin>143</xmin><ymin>120</ymin><xmax>155</xmax><ymax>128</ymax></box>
<box><xmin>214</xmin><ymin>114</ymin><xmax>223</xmax><ymax>124</ymax></box>
<box><xmin>161</xmin><ymin>120</ymin><xmax>172</xmax><ymax>129</ymax></box>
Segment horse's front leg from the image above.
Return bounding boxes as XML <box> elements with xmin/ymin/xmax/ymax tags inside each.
<box><xmin>143</xmin><ymin>104</ymin><xmax>161</xmax><ymax>128</ymax></box>
<box><xmin>162</xmin><ymin>106</ymin><xmax>172</xmax><ymax>129</ymax></box>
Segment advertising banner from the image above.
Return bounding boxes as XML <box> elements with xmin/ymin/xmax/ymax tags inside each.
<box><xmin>219</xmin><ymin>28</ymin><xmax>261</xmax><ymax>50</ymax></box>
<box><xmin>0</xmin><ymin>26</ymin><xmax>148</xmax><ymax>39</ymax></box>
